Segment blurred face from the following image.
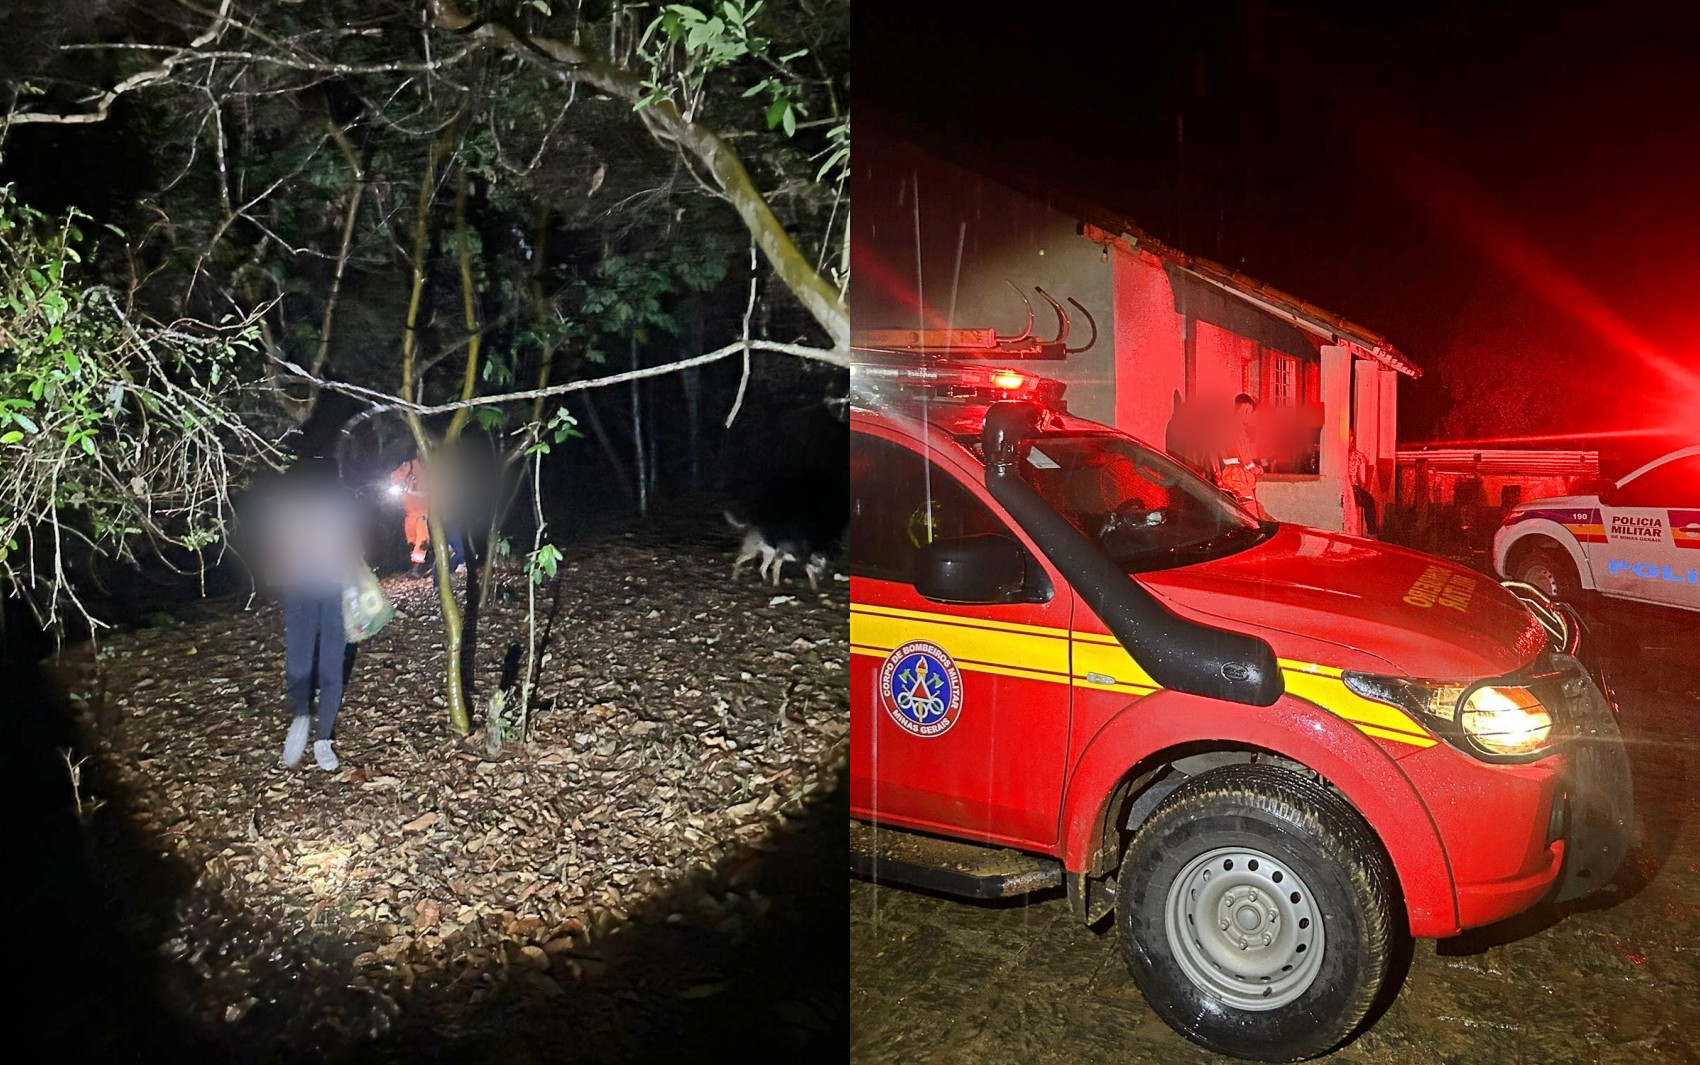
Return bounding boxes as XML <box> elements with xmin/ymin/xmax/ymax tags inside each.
<box><xmin>1236</xmin><ymin>401</ymin><xmax>1256</xmax><ymax>427</ymax></box>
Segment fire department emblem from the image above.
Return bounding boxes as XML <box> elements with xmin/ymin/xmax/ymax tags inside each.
<box><xmin>880</xmin><ymin>640</ymin><xmax>963</xmax><ymax>738</ymax></box>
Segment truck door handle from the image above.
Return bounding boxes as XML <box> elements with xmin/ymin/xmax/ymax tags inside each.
<box><xmin>1085</xmin><ymin>672</ymin><xmax>1117</xmax><ymax>685</ymax></box>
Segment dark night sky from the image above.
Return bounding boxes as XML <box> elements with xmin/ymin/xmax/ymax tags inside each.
<box><xmin>857</xmin><ymin>0</ymin><xmax>1700</xmax><ymax>463</ymax></box>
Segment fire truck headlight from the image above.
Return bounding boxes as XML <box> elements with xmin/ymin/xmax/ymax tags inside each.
<box><xmin>1344</xmin><ymin>672</ymin><xmax>1557</xmax><ymax>760</ymax></box>
<box><xmin>1458</xmin><ymin>685</ymin><xmax>1554</xmax><ymax>757</ymax></box>
<box><xmin>1343</xmin><ymin>672</ymin><xmax>1463</xmax><ymax>723</ymax></box>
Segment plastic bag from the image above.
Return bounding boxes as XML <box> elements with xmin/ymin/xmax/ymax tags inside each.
<box><xmin>341</xmin><ymin>563</ymin><xmax>395</xmax><ymax>643</ymax></box>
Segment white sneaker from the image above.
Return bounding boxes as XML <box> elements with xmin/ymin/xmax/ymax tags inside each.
<box><xmin>313</xmin><ymin>739</ymin><xmax>339</xmax><ymax>772</ymax></box>
<box><xmin>280</xmin><ymin>716</ymin><xmax>310</xmax><ymax>768</ymax></box>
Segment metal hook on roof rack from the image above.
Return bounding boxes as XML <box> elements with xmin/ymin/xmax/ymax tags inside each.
<box><xmin>994</xmin><ymin>280</ymin><xmax>1035</xmax><ymax>344</ymax></box>
<box><xmin>1065</xmin><ymin>296</ymin><xmax>1097</xmax><ymax>354</ymax></box>
<box><xmin>1034</xmin><ymin>286</ymin><xmax>1070</xmax><ymax>347</ymax></box>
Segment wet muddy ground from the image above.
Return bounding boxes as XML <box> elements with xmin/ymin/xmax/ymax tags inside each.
<box><xmin>850</xmin><ymin>602</ymin><xmax>1700</xmax><ymax>1064</ymax></box>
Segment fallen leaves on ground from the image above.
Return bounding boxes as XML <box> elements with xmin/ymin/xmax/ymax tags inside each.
<box><xmin>64</xmin><ymin>524</ymin><xmax>847</xmax><ymax>1050</ymax></box>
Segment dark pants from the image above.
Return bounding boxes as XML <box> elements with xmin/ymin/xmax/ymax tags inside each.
<box><xmin>431</xmin><ymin>527</ymin><xmax>469</xmax><ymax>586</ymax></box>
<box><xmin>285</xmin><ymin>593</ymin><xmax>345</xmax><ymax>741</ymax></box>
<box><xmin>1353</xmin><ymin>486</ymin><xmax>1379</xmax><ymax>537</ymax></box>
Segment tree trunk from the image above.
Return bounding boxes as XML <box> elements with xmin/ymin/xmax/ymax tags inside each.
<box><xmin>578</xmin><ymin>391</ymin><xmax>634</xmax><ymax>511</ymax></box>
<box><xmin>684</xmin><ymin>301</ymin><xmax>705</xmax><ymax>492</ymax></box>
<box><xmin>476</xmin><ymin>459</ymin><xmax>530</xmax><ymax>613</ymax></box>
<box><xmin>631</xmin><ymin>334</ymin><xmax>648</xmax><ymax>519</ymax></box>
<box><xmin>479</xmin><ymin>204</ymin><xmax>559</xmax><ymax>614</ymax></box>
<box><xmin>682</xmin><ymin>366</ymin><xmax>701</xmax><ymax>493</ymax></box>
<box><xmin>312</xmin><ymin>122</ymin><xmax>366</xmax><ymax>384</ymax></box>
<box><xmin>397</xmin><ymin>138</ymin><xmax>472</xmax><ymax>738</ymax></box>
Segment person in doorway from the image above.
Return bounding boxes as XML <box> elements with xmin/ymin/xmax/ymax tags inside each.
<box><xmin>259</xmin><ymin>455</ymin><xmax>366</xmax><ymax>771</ymax></box>
<box><xmin>1348</xmin><ymin>444</ymin><xmax>1379</xmax><ymax>538</ymax></box>
<box><xmin>1218</xmin><ymin>393</ymin><xmax>1269</xmax><ymax>519</ymax></box>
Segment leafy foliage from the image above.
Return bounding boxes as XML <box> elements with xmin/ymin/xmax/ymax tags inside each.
<box><xmin>0</xmin><ymin>179</ymin><xmax>275</xmax><ymax>632</ymax></box>
<box><xmin>640</xmin><ymin>2</ymin><xmax>805</xmax><ymax>131</ymax></box>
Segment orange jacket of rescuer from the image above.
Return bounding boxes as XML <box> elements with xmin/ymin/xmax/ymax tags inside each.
<box><xmin>390</xmin><ymin>458</ymin><xmax>430</xmax><ymax>564</ymax></box>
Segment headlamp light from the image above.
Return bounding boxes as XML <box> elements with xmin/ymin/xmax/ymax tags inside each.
<box><xmin>1458</xmin><ymin>685</ymin><xmax>1554</xmax><ymax>757</ymax></box>
<box><xmin>1343</xmin><ymin>672</ymin><xmax>1557</xmax><ymax>761</ymax></box>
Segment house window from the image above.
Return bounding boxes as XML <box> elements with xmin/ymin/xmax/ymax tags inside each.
<box><xmin>1260</xmin><ymin>351</ymin><xmax>1322</xmax><ymax>475</ymax></box>
<box><xmin>1266</xmin><ymin>352</ymin><xmax>1300</xmax><ymax>408</ymax></box>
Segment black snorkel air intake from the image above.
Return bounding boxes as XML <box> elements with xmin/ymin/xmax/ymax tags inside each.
<box><xmin>981</xmin><ymin>401</ymin><xmax>1283</xmax><ymax>707</ymax></box>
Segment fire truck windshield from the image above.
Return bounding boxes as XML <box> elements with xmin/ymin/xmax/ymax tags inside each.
<box><xmin>1011</xmin><ymin>432</ymin><xmax>1271</xmax><ymax>572</ymax></box>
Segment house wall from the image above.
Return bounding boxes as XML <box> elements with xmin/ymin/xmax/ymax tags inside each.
<box><xmin>1112</xmin><ymin>246</ymin><xmax>1186</xmax><ymax>447</ymax></box>
<box><xmin>1354</xmin><ymin>359</ymin><xmax>1383</xmax><ymax>492</ymax></box>
<box><xmin>1193</xmin><ymin>320</ymin><xmax>1260</xmax><ymax>405</ymax></box>
<box><xmin>1378</xmin><ymin>367</ymin><xmax>1399</xmax><ymax>498</ymax></box>
<box><xmin>1350</xmin><ymin>359</ymin><xmax>1403</xmax><ymax>503</ymax></box>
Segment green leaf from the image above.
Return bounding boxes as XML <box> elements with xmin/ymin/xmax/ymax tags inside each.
<box><xmin>15</xmin><ymin>414</ymin><xmax>38</xmax><ymax>434</ymax></box>
<box><xmin>0</xmin><ymin>431</ymin><xmax>22</xmax><ymax>444</ymax></box>
<box><xmin>765</xmin><ymin>97</ymin><xmax>788</xmax><ymax>130</ymax></box>
<box><xmin>781</xmin><ymin>104</ymin><xmax>796</xmax><ymax>137</ymax></box>
<box><xmin>64</xmin><ymin>350</ymin><xmax>80</xmax><ymax>374</ymax></box>
<box><xmin>80</xmin><ymin>435</ymin><xmax>95</xmax><ymax>455</ymax></box>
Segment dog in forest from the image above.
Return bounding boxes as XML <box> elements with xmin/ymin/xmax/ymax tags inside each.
<box><xmin>725</xmin><ymin>511</ymin><xmax>830</xmax><ymax>590</ymax></box>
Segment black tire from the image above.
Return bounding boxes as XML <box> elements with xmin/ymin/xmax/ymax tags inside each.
<box><xmin>1514</xmin><ymin>541</ymin><xmax>1581</xmax><ymax>605</ymax></box>
<box><xmin>1116</xmin><ymin>763</ymin><xmax>1400</xmax><ymax>1062</ymax></box>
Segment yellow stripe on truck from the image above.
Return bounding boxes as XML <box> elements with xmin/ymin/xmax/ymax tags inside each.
<box><xmin>850</xmin><ymin>607</ymin><xmax>1071</xmax><ymax>677</ymax></box>
<box><xmin>849</xmin><ymin>606</ymin><xmax>1435</xmax><ymax>747</ymax></box>
<box><xmin>1279</xmin><ymin>669</ymin><xmax>1437</xmax><ymax>747</ymax></box>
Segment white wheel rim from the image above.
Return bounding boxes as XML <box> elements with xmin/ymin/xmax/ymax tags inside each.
<box><xmin>1521</xmin><ymin>562</ymin><xmax>1561</xmax><ymax>599</ymax></box>
<box><xmin>1164</xmin><ymin>846</ymin><xmax>1325</xmax><ymax>1011</ymax></box>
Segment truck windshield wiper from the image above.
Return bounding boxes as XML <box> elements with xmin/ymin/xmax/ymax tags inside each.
<box><xmin>1185</xmin><ymin>523</ymin><xmax>1265</xmax><ymax>556</ymax></box>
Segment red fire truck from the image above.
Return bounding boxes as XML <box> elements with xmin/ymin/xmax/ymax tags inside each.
<box><xmin>849</xmin><ymin>356</ymin><xmax>1633</xmax><ymax>1061</ymax></box>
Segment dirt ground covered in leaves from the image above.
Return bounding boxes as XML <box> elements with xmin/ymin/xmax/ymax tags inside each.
<box><xmin>53</xmin><ymin>522</ymin><xmax>849</xmax><ymax>1063</ymax></box>
<box><xmin>850</xmin><ymin>602</ymin><xmax>1700</xmax><ymax>1065</ymax></box>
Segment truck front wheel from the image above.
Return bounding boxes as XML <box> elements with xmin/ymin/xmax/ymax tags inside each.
<box><xmin>1116</xmin><ymin>763</ymin><xmax>1400</xmax><ymax>1061</ymax></box>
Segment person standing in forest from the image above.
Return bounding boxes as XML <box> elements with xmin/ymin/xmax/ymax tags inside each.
<box><xmin>390</xmin><ymin>451</ymin><xmax>469</xmax><ymax>584</ymax></box>
<box><xmin>390</xmin><ymin>453</ymin><xmax>431</xmax><ymax>575</ymax></box>
<box><xmin>259</xmin><ymin>455</ymin><xmax>366</xmax><ymax>771</ymax></box>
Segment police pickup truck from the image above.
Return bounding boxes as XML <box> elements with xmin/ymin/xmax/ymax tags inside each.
<box><xmin>1494</xmin><ymin>445</ymin><xmax>1699</xmax><ymax>614</ymax></box>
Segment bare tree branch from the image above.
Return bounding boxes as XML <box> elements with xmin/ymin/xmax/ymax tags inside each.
<box><xmin>269</xmin><ymin>337</ymin><xmax>844</xmax><ymax>419</ymax></box>
<box><xmin>1</xmin><ymin>0</ymin><xmax>236</xmax><ymax>132</ymax></box>
<box><xmin>425</xmin><ymin>0</ymin><xmax>848</xmax><ymax>350</ymax></box>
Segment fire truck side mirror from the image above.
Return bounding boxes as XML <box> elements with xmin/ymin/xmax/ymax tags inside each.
<box><xmin>913</xmin><ymin>533</ymin><xmax>1042</xmax><ymax>605</ymax></box>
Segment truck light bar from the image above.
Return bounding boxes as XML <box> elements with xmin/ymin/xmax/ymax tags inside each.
<box><xmin>850</xmin><ymin>359</ymin><xmax>1066</xmax><ymax>408</ymax></box>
